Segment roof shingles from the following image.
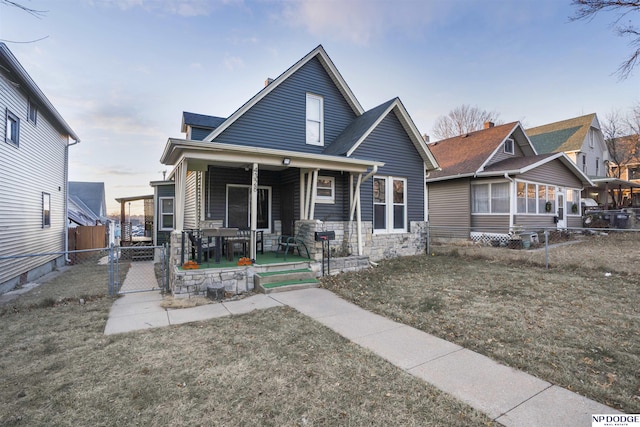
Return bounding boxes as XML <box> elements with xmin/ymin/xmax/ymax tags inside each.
<box><xmin>427</xmin><ymin>122</ymin><xmax>518</xmax><ymax>179</ymax></box>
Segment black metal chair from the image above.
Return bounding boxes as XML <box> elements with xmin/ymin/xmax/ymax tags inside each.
<box><xmin>276</xmin><ymin>235</ymin><xmax>309</xmax><ymax>260</ymax></box>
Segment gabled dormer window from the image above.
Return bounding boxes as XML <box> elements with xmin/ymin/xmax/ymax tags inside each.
<box><xmin>504</xmin><ymin>138</ymin><xmax>514</xmax><ymax>154</ymax></box>
<box><xmin>306</xmin><ymin>93</ymin><xmax>323</xmax><ymax>146</ymax></box>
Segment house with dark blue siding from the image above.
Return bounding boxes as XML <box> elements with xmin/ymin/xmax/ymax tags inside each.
<box><xmin>159</xmin><ymin>45</ymin><xmax>439</xmax><ymax>270</ymax></box>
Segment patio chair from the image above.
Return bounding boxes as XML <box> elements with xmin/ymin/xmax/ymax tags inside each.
<box><xmin>187</xmin><ymin>231</ymin><xmax>216</xmax><ymax>263</ymax></box>
<box><xmin>276</xmin><ymin>235</ymin><xmax>310</xmax><ymax>260</ymax></box>
<box><xmin>225</xmin><ymin>228</ymin><xmax>264</xmax><ymax>260</ymax></box>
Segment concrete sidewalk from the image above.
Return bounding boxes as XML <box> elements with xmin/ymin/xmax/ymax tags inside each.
<box><xmin>104</xmin><ymin>288</ymin><xmax>620</xmax><ymax>426</ymax></box>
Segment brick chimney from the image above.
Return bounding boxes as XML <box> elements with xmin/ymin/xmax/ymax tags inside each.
<box><xmin>264</xmin><ymin>78</ymin><xmax>274</xmax><ymax>87</ymax></box>
<box><xmin>422</xmin><ymin>133</ymin><xmax>430</xmax><ymax>143</ymax></box>
<box><xmin>484</xmin><ymin>121</ymin><xmax>495</xmax><ymax>129</ymax></box>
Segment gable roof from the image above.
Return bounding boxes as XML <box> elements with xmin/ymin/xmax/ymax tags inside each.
<box><xmin>68</xmin><ymin>195</ymin><xmax>101</xmax><ymax>226</ymax></box>
<box><xmin>426</xmin><ymin>122</ymin><xmax>528</xmax><ymax>181</ymax></box>
<box><xmin>526</xmin><ymin>113</ymin><xmax>597</xmax><ymax>153</ymax></box>
<box><xmin>0</xmin><ymin>43</ymin><xmax>79</xmax><ymax>142</ymax></box>
<box><xmin>181</xmin><ymin>111</ymin><xmax>226</xmax><ymax>133</ymax></box>
<box><xmin>485</xmin><ymin>152</ymin><xmax>593</xmax><ymax>186</ymax></box>
<box><xmin>69</xmin><ymin>182</ymin><xmax>107</xmax><ymax>219</ymax></box>
<box><xmin>323</xmin><ymin>98</ymin><xmax>439</xmax><ymax>170</ymax></box>
<box><xmin>203</xmin><ymin>45</ymin><xmax>363</xmax><ymax>142</ymax></box>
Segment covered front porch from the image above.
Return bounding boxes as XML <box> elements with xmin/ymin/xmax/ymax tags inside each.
<box><xmin>160</xmin><ymin>139</ymin><xmax>383</xmax><ymax>296</ymax></box>
<box><xmin>167</xmin><ymin>228</ymin><xmax>370</xmax><ymax>298</ymax></box>
<box><xmin>162</xmin><ymin>139</ymin><xmax>384</xmax><ymax>259</ymax></box>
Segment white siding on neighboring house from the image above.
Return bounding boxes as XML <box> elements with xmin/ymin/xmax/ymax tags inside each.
<box><xmin>0</xmin><ymin>66</ymin><xmax>69</xmax><ymax>289</ymax></box>
<box><xmin>579</xmin><ymin>124</ymin><xmax>609</xmax><ymax>178</ymax></box>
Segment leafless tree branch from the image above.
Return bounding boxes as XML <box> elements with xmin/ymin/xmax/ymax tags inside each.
<box><xmin>571</xmin><ymin>0</ymin><xmax>640</xmax><ymax>79</ymax></box>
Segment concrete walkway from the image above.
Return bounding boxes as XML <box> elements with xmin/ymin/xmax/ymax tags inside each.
<box><xmin>104</xmin><ymin>288</ymin><xmax>620</xmax><ymax>426</ymax></box>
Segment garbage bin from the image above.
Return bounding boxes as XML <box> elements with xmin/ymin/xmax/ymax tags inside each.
<box><xmin>615</xmin><ymin>213</ymin><xmax>630</xmax><ymax>229</ymax></box>
<box><xmin>518</xmin><ymin>232</ymin><xmax>535</xmax><ymax>249</ymax></box>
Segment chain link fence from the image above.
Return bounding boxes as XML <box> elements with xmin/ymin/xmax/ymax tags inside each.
<box><xmin>426</xmin><ymin>225</ymin><xmax>640</xmax><ymax>273</ymax></box>
<box><xmin>0</xmin><ymin>245</ymin><xmax>168</xmax><ymax>302</ymax></box>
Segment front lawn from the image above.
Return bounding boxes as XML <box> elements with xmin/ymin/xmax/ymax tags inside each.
<box><xmin>322</xmin><ymin>233</ymin><xmax>640</xmax><ymax>413</ymax></box>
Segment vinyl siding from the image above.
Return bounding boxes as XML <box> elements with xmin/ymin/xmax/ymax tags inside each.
<box><xmin>470</xmin><ymin>215</ymin><xmax>510</xmax><ymax>232</ymax></box>
<box><xmin>0</xmin><ymin>67</ymin><xmax>69</xmax><ymax>286</ymax></box>
<box><xmin>184</xmin><ymin>171</ymin><xmax>198</xmax><ymax>230</ymax></box>
<box><xmin>213</xmin><ymin>57</ymin><xmax>356</xmax><ymax>153</ymax></box>
<box><xmin>427</xmin><ymin>179</ymin><xmax>470</xmax><ymax>236</ymax></box>
<box><xmin>514</xmin><ymin>215</ymin><xmax>556</xmax><ymax>228</ymax></box>
<box><xmin>205</xmin><ymin>167</ymin><xmax>282</xmax><ymax>229</ymax></box>
<box><xmin>350</xmin><ymin>112</ymin><xmax>425</xmax><ymax>224</ymax></box>
<box><xmin>190</xmin><ymin>127</ymin><xmax>212</xmax><ymax>141</ymax></box>
<box><xmin>312</xmin><ymin>170</ymin><xmax>348</xmax><ymax>221</ymax></box>
<box><xmin>486</xmin><ymin>137</ymin><xmax>525</xmax><ymax>166</ymax></box>
<box><xmin>519</xmin><ymin>159</ymin><xmax>583</xmax><ymax>188</ymax></box>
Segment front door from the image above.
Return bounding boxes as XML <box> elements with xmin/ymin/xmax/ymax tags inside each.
<box><xmin>226</xmin><ymin>185</ymin><xmax>271</xmax><ymax>230</ymax></box>
<box><xmin>556</xmin><ymin>191</ymin><xmax>566</xmax><ymax>228</ymax></box>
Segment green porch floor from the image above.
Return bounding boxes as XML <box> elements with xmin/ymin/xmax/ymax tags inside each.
<box><xmin>180</xmin><ymin>251</ymin><xmax>311</xmax><ymax>270</ymax></box>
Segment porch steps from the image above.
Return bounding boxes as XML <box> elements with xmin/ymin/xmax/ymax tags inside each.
<box><xmin>254</xmin><ymin>268</ymin><xmax>319</xmax><ymax>294</ymax></box>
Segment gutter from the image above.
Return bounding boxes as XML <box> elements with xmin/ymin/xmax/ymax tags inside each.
<box><xmin>64</xmin><ymin>138</ymin><xmax>80</xmax><ymax>262</ymax></box>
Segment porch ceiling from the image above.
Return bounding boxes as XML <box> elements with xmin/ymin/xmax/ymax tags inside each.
<box><xmin>161</xmin><ymin>138</ymin><xmax>383</xmax><ymax>174</ymax></box>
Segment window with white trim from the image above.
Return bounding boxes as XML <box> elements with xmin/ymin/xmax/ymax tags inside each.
<box><xmin>28</xmin><ymin>100</ymin><xmax>37</xmax><ymax>125</ymax></box>
<box><xmin>42</xmin><ymin>192</ymin><xmax>51</xmax><ymax>228</ymax></box>
<box><xmin>373</xmin><ymin>176</ymin><xmax>406</xmax><ymax>233</ymax></box>
<box><xmin>159</xmin><ymin>197</ymin><xmax>174</xmax><ymax>230</ymax></box>
<box><xmin>316</xmin><ymin>176</ymin><xmax>334</xmax><ymax>203</ymax></box>
<box><xmin>305</xmin><ymin>93</ymin><xmax>323</xmax><ymax>146</ymax></box>
<box><xmin>566</xmin><ymin>189</ymin><xmax>581</xmax><ymax>215</ymax></box>
<box><xmin>471</xmin><ymin>182</ymin><xmax>510</xmax><ymax>213</ymax></box>
<box><xmin>5</xmin><ymin>109</ymin><xmax>19</xmax><ymax>147</ymax></box>
<box><xmin>516</xmin><ymin>181</ymin><xmax>556</xmax><ymax>214</ymax></box>
<box><xmin>504</xmin><ymin>138</ymin><xmax>514</xmax><ymax>154</ymax></box>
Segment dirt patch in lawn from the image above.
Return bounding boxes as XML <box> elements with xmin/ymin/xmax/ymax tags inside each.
<box><xmin>0</xmin><ymin>263</ymin><xmax>494</xmax><ymax>426</ymax></box>
<box><xmin>323</xmin><ymin>232</ymin><xmax>640</xmax><ymax>413</ymax></box>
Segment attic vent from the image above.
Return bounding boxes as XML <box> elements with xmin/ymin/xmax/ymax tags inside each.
<box><xmin>264</xmin><ymin>78</ymin><xmax>274</xmax><ymax>87</ymax></box>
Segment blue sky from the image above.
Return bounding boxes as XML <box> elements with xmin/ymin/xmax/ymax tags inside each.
<box><xmin>2</xmin><ymin>0</ymin><xmax>638</xmax><ymax>214</ymax></box>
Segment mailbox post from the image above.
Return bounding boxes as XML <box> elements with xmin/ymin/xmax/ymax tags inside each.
<box><xmin>314</xmin><ymin>231</ymin><xmax>335</xmax><ymax>276</ymax></box>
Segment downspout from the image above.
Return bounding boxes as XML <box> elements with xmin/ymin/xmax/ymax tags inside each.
<box><xmin>64</xmin><ymin>138</ymin><xmax>80</xmax><ymax>262</ymax></box>
<box><xmin>504</xmin><ymin>173</ymin><xmax>514</xmax><ymax>230</ymax></box>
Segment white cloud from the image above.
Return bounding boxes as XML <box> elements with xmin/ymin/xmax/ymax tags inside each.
<box><xmin>278</xmin><ymin>0</ymin><xmax>446</xmax><ymax>45</ymax></box>
<box><xmin>223</xmin><ymin>55</ymin><xmax>244</xmax><ymax>71</ymax></box>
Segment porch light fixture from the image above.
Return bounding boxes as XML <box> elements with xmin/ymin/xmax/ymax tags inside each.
<box><xmin>282</xmin><ymin>158</ymin><xmax>291</xmax><ymax>166</ymax></box>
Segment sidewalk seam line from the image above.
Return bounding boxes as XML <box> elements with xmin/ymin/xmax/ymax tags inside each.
<box><xmin>492</xmin><ymin>383</ymin><xmax>554</xmax><ymax>422</ymax></box>
<box><xmin>405</xmin><ymin>347</ymin><xmax>465</xmax><ymax>371</ymax></box>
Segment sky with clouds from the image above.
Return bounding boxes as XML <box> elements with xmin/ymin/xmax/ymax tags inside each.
<box><xmin>2</xmin><ymin>0</ymin><xmax>638</xmax><ymax>214</ymax></box>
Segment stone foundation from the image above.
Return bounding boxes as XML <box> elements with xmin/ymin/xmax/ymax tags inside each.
<box><xmin>294</xmin><ymin>220</ymin><xmax>427</xmax><ymax>262</ymax></box>
<box><xmin>167</xmin><ymin>219</ymin><xmax>426</xmax><ymax>297</ymax></box>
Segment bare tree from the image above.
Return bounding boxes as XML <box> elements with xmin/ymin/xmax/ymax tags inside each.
<box><xmin>571</xmin><ymin>0</ymin><xmax>640</xmax><ymax>80</ymax></box>
<box><xmin>601</xmin><ymin>110</ymin><xmax>638</xmax><ymax>178</ymax></box>
<box><xmin>432</xmin><ymin>104</ymin><xmax>501</xmax><ymax>140</ymax></box>
<box><xmin>0</xmin><ymin>1</ymin><xmax>48</xmax><ymax>44</ymax></box>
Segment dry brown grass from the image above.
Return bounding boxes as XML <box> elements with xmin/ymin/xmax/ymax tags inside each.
<box><xmin>0</xmin><ymin>261</ymin><xmax>494</xmax><ymax>426</ymax></box>
<box><xmin>323</xmin><ymin>231</ymin><xmax>640</xmax><ymax>414</ymax></box>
